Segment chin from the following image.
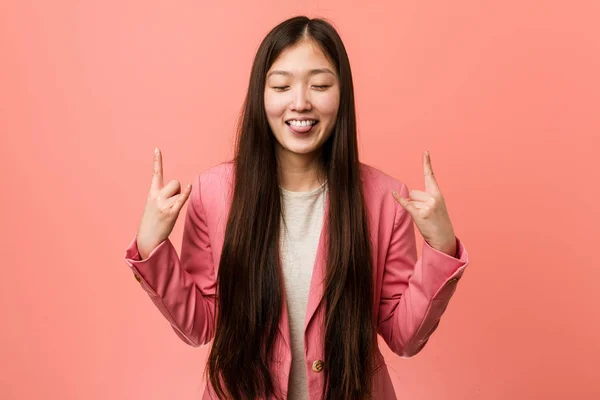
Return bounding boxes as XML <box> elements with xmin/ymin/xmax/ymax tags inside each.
<box><xmin>284</xmin><ymin>144</ymin><xmax>318</xmax><ymax>155</ymax></box>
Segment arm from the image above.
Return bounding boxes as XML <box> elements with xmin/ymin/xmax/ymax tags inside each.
<box><xmin>377</xmin><ymin>182</ymin><xmax>469</xmax><ymax>357</ymax></box>
<box><xmin>124</xmin><ymin>175</ymin><xmax>217</xmax><ymax>347</ymax></box>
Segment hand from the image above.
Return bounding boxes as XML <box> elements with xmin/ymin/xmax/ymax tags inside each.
<box><xmin>392</xmin><ymin>151</ymin><xmax>457</xmax><ymax>257</ymax></box>
<box><xmin>136</xmin><ymin>148</ymin><xmax>192</xmax><ymax>259</ymax></box>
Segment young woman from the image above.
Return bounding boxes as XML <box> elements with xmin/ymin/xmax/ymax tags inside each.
<box><xmin>125</xmin><ymin>16</ymin><xmax>469</xmax><ymax>400</ymax></box>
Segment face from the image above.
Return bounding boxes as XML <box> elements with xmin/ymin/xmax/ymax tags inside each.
<box><xmin>264</xmin><ymin>40</ymin><xmax>340</xmax><ymax>162</ymax></box>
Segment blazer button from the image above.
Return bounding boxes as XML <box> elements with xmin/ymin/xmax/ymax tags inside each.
<box><xmin>312</xmin><ymin>360</ymin><xmax>324</xmax><ymax>373</ymax></box>
<box><xmin>134</xmin><ymin>273</ymin><xmax>142</xmax><ymax>283</ymax></box>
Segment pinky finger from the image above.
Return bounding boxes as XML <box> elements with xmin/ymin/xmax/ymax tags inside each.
<box><xmin>163</xmin><ymin>184</ymin><xmax>191</xmax><ymax>210</ymax></box>
<box><xmin>172</xmin><ymin>183</ymin><xmax>192</xmax><ymax>211</ymax></box>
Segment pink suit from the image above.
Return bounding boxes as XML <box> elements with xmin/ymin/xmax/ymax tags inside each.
<box><xmin>124</xmin><ymin>161</ymin><xmax>470</xmax><ymax>399</ymax></box>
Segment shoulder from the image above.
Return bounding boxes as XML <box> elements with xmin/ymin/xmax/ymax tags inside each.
<box><xmin>359</xmin><ymin>162</ymin><xmax>406</xmax><ymax>195</ymax></box>
<box><xmin>359</xmin><ymin>162</ymin><xmax>408</xmax><ymax>227</ymax></box>
<box><xmin>192</xmin><ymin>161</ymin><xmax>235</xmax><ymax>207</ymax></box>
<box><xmin>192</xmin><ymin>161</ymin><xmax>406</xmax><ymax>202</ymax></box>
<box><xmin>197</xmin><ymin>161</ymin><xmax>234</xmax><ymax>186</ymax></box>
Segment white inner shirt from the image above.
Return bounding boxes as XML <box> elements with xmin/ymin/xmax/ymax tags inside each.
<box><xmin>278</xmin><ymin>180</ymin><xmax>328</xmax><ymax>400</ymax></box>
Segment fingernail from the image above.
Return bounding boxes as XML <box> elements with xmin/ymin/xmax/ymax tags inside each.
<box><xmin>154</xmin><ymin>148</ymin><xmax>158</xmax><ymax>154</ymax></box>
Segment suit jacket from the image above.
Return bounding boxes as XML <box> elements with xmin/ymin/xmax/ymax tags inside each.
<box><xmin>124</xmin><ymin>161</ymin><xmax>470</xmax><ymax>399</ymax></box>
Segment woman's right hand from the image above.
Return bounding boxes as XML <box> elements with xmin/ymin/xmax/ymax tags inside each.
<box><xmin>136</xmin><ymin>148</ymin><xmax>192</xmax><ymax>260</ymax></box>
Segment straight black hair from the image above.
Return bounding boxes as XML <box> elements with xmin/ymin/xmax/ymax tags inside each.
<box><xmin>205</xmin><ymin>16</ymin><xmax>377</xmax><ymax>399</ymax></box>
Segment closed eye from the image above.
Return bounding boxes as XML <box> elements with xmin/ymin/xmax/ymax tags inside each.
<box><xmin>272</xmin><ymin>85</ymin><xmax>330</xmax><ymax>91</ymax></box>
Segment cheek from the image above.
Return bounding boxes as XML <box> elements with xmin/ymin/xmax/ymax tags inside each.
<box><xmin>316</xmin><ymin>93</ymin><xmax>340</xmax><ymax>119</ymax></box>
<box><xmin>264</xmin><ymin>93</ymin><xmax>286</xmax><ymax>119</ymax></box>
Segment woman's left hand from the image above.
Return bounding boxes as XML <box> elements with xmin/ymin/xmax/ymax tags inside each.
<box><xmin>392</xmin><ymin>151</ymin><xmax>457</xmax><ymax>258</ymax></box>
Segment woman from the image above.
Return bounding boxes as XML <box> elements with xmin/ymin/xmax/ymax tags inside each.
<box><xmin>125</xmin><ymin>16</ymin><xmax>469</xmax><ymax>400</ymax></box>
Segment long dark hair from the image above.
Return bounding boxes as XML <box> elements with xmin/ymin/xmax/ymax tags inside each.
<box><xmin>205</xmin><ymin>16</ymin><xmax>376</xmax><ymax>399</ymax></box>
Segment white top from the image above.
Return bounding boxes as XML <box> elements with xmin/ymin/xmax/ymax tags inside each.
<box><xmin>278</xmin><ymin>180</ymin><xmax>328</xmax><ymax>400</ymax></box>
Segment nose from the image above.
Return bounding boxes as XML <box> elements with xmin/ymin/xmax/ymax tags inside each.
<box><xmin>290</xmin><ymin>86</ymin><xmax>312</xmax><ymax>111</ymax></box>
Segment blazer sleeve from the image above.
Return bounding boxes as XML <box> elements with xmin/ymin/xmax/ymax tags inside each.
<box><xmin>123</xmin><ymin>174</ymin><xmax>217</xmax><ymax>347</ymax></box>
<box><xmin>377</xmin><ymin>182</ymin><xmax>469</xmax><ymax>357</ymax></box>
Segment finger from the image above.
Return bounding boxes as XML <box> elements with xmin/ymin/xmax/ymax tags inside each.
<box><xmin>423</xmin><ymin>151</ymin><xmax>440</xmax><ymax>193</ymax></box>
<box><xmin>392</xmin><ymin>190</ymin><xmax>417</xmax><ymax>215</ymax></box>
<box><xmin>407</xmin><ymin>189</ymin><xmax>430</xmax><ymax>202</ymax></box>
<box><xmin>160</xmin><ymin>180</ymin><xmax>182</xmax><ymax>199</ymax></box>
<box><xmin>171</xmin><ymin>184</ymin><xmax>192</xmax><ymax>212</ymax></box>
<box><xmin>163</xmin><ymin>187</ymin><xmax>188</xmax><ymax>208</ymax></box>
<box><xmin>151</xmin><ymin>148</ymin><xmax>164</xmax><ymax>190</ymax></box>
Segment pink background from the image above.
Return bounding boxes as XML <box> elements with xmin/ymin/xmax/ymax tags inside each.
<box><xmin>2</xmin><ymin>1</ymin><xmax>599</xmax><ymax>399</ymax></box>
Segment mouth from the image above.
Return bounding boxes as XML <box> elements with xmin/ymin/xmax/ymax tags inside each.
<box><xmin>285</xmin><ymin>119</ymin><xmax>319</xmax><ymax>135</ymax></box>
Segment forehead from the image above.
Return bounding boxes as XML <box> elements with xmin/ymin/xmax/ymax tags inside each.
<box><xmin>267</xmin><ymin>40</ymin><xmax>336</xmax><ymax>76</ymax></box>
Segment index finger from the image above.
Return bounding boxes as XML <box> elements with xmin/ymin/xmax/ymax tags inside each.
<box><xmin>423</xmin><ymin>150</ymin><xmax>439</xmax><ymax>192</ymax></box>
<box><xmin>151</xmin><ymin>148</ymin><xmax>163</xmax><ymax>189</ymax></box>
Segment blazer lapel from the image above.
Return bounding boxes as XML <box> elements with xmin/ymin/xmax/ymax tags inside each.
<box><xmin>303</xmin><ymin>191</ymin><xmax>330</xmax><ymax>333</ymax></box>
<box><xmin>300</xmin><ymin>173</ymin><xmax>365</xmax><ymax>335</ymax></box>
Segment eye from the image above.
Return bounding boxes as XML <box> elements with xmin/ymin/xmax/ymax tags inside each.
<box><xmin>312</xmin><ymin>85</ymin><xmax>330</xmax><ymax>90</ymax></box>
<box><xmin>272</xmin><ymin>86</ymin><xmax>289</xmax><ymax>91</ymax></box>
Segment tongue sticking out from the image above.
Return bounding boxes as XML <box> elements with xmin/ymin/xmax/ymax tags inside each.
<box><xmin>287</xmin><ymin>122</ymin><xmax>315</xmax><ymax>134</ymax></box>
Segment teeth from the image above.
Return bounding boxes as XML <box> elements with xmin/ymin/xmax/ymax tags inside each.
<box><xmin>288</xmin><ymin>120</ymin><xmax>316</xmax><ymax>126</ymax></box>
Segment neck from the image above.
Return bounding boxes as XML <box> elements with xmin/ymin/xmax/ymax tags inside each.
<box><xmin>276</xmin><ymin>148</ymin><xmax>326</xmax><ymax>192</ymax></box>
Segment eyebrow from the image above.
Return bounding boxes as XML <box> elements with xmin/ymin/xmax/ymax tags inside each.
<box><xmin>266</xmin><ymin>68</ymin><xmax>336</xmax><ymax>78</ymax></box>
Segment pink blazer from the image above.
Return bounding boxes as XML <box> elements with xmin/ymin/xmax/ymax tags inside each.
<box><xmin>124</xmin><ymin>161</ymin><xmax>469</xmax><ymax>400</ymax></box>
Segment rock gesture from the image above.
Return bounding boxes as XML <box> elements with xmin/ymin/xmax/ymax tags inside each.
<box><xmin>392</xmin><ymin>151</ymin><xmax>457</xmax><ymax>257</ymax></box>
<box><xmin>136</xmin><ymin>148</ymin><xmax>192</xmax><ymax>260</ymax></box>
